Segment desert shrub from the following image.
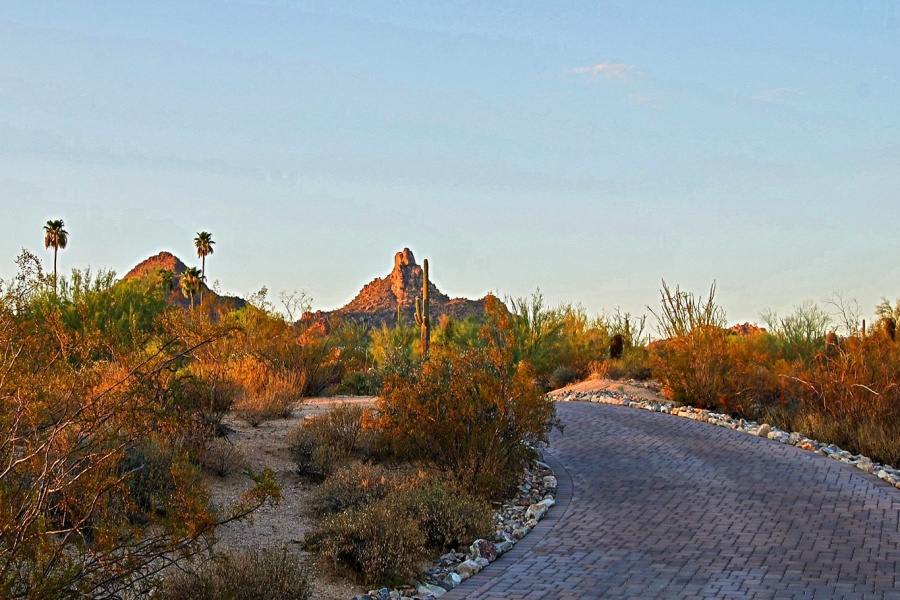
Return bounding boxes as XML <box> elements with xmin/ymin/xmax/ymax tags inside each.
<box><xmin>234</xmin><ymin>368</ymin><xmax>304</xmax><ymax>426</ymax></box>
<box><xmin>397</xmin><ymin>477</ymin><xmax>493</xmax><ymax>553</ymax></box>
<box><xmin>333</xmin><ymin>370</ymin><xmax>381</xmax><ymax>396</ymax></box>
<box><xmin>649</xmin><ymin>327</ymin><xmax>733</xmax><ymax>408</ymax></box>
<box><xmin>289</xmin><ymin>403</ymin><xmax>377</xmax><ymax>478</ymax></box>
<box><xmin>370</xmin><ymin>323</ymin><xmax>419</xmax><ymax>377</ymax></box>
<box><xmin>121</xmin><ymin>437</ymin><xmax>182</xmax><ymax>518</ymax></box>
<box><xmin>761</xmin><ymin>301</ymin><xmax>831</xmax><ymax>361</ymax></box>
<box><xmin>230</xmin><ymin>306</ymin><xmax>345</xmax><ymax>397</ymax></box>
<box><xmin>603</xmin><ymin>347</ymin><xmax>653</xmax><ymax>381</ymax></box>
<box><xmin>548</xmin><ymin>365</ymin><xmax>578</xmax><ymax>390</ymax></box>
<box><xmin>651</xmin><ymin>327</ymin><xmax>782</xmax><ymax>412</ymax></box>
<box><xmin>650</xmin><ymin>280</ymin><xmax>726</xmax><ymax>339</ymax></box>
<box><xmin>174</xmin><ymin>370</ymin><xmax>243</xmax><ymax>436</ymax></box>
<box><xmin>289</xmin><ymin>425</ymin><xmax>323</xmax><ymax>476</ymax></box>
<box><xmin>648</xmin><ymin>281</ymin><xmax>737</xmax><ymax>409</ymax></box>
<box><xmin>503</xmin><ymin>291</ymin><xmax>565</xmax><ymax>385</ymax></box>
<box><xmin>379</xmin><ymin>330</ymin><xmax>559</xmax><ymax>499</ymax></box>
<box><xmin>305</xmin><ymin>497</ymin><xmax>425</xmax><ymax>586</ymax></box>
<box><xmin>156</xmin><ymin>546</ymin><xmax>312</xmax><ymax>600</ymax></box>
<box><xmin>312</xmin><ymin>462</ymin><xmax>396</xmax><ymax>514</ymax></box>
<box><xmin>200</xmin><ymin>438</ymin><xmax>247</xmax><ymax>477</ymax></box>
<box><xmin>774</xmin><ymin>336</ymin><xmax>900</xmax><ymax>465</ymax></box>
<box><xmin>601</xmin><ymin>359</ymin><xmax>626</xmax><ymax>381</ymax></box>
<box><xmin>0</xmin><ymin>273</ymin><xmax>280</xmax><ymax>598</ymax></box>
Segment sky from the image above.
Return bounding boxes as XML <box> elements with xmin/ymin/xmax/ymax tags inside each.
<box><xmin>1</xmin><ymin>1</ymin><xmax>898</xmax><ymax>327</ymax></box>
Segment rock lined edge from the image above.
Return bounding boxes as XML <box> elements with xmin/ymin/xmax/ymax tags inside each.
<box><xmin>352</xmin><ymin>460</ymin><xmax>558</xmax><ymax>600</ymax></box>
<box><xmin>554</xmin><ymin>386</ymin><xmax>900</xmax><ymax>490</ymax></box>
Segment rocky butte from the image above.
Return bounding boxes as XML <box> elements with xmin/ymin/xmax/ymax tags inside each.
<box><xmin>311</xmin><ymin>248</ymin><xmax>487</xmax><ymax>328</ymax></box>
<box><xmin>122</xmin><ymin>251</ymin><xmax>246</xmax><ymax>311</ymax></box>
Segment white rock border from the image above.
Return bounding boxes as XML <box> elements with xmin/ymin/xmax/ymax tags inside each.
<box><xmin>554</xmin><ymin>387</ymin><xmax>900</xmax><ymax>490</ymax></box>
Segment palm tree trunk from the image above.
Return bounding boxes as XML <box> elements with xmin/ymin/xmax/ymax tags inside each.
<box><xmin>53</xmin><ymin>247</ymin><xmax>58</xmax><ymax>293</ymax></box>
<box><xmin>200</xmin><ymin>256</ymin><xmax>205</xmax><ymax>304</ymax></box>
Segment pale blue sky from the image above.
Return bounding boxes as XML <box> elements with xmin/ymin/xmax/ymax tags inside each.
<box><xmin>1</xmin><ymin>1</ymin><xmax>898</xmax><ymax>325</ymax></box>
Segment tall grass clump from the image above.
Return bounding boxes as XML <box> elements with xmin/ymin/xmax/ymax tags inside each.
<box><xmin>156</xmin><ymin>547</ymin><xmax>312</xmax><ymax>600</ymax></box>
<box><xmin>289</xmin><ymin>403</ymin><xmax>378</xmax><ymax>478</ymax></box>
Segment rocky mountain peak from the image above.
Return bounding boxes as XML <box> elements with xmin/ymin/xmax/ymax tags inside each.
<box><xmin>393</xmin><ymin>247</ymin><xmax>417</xmax><ymax>270</ymax></box>
<box><xmin>330</xmin><ymin>248</ymin><xmax>484</xmax><ymax>327</ymax></box>
<box><xmin>123</xmin><ymin>251</ymin><xmax>189</xmax><ymax>280</ymax></box>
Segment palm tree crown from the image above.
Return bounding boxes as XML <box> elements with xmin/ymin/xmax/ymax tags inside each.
<box><xmin>180</xmin><ymin>267</ymin><xmax>203</xmax><ymax>310</ymax></box>
<box><xmin>43</xmin><ymin>219</ymin><xmax>69</xmax><ymax>293</ymax></box>
<box><xmin>194</xmin><ymin>232</ymin><xmax>214</xmax><ymax>277</ymax></box>
<box><xmin>194</xmin><ymin>231</ymin><xmax>214</xmax><ymax>304</ymax></box>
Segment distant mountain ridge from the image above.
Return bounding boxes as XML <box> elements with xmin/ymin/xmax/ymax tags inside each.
<box><xmin>123</xmin><ymin>249</ymin><xmax>484</xmax><ymax>327</ymax></box>
<box><xmin>310</xmin><ymin>248</ymin><xmax>487</xmax><ymax>328</ymax></box>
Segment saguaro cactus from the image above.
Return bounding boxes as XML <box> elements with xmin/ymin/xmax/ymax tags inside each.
<box><xmin>415</xmin><ymin>258</ymin><xmax>431</xmax><ymax>358</ymax></box>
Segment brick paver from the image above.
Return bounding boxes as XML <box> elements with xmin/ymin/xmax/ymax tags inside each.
<box><xmin>444</xmin><ymin>402</ymin><xmax>900</xmax><ymax>599</ymax></box>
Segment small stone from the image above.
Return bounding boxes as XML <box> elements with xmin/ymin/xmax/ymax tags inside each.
<box><xmin>856</xmin><ymin>457</ymin><xmax>875</xmax><ymax>474</ymax></box>
<box><xmin>525</xmin><ymin>497</ymin><xmax>555</xmax><ymax>521</ymax></box>
<box><xmin>475</xmin><ymin>557</ymin><xmax>490</xmax><ymax>569</ymax></box>
<box><xmin>757</xmin><ymin>424</ymin><xmax>771</xmax><ymax>438</ymax></box>
<box><xmin>440</xmin><ymin>573</ymin><xmax>461</xmax><ymax>591</ymax></box>
<box><xmin>457</xmin><ymin>559</ymin><xmax>480</xmax><ymax>579</ymax></box>
<box><xmin>416</xmin><ymin>583</ymin><xmax>446</xmax><ymax>597</ymax></box>
<box><xmin>469</xmin><ymin>539</ymin><xmax>500</xmax><ymax>562</ymax></box>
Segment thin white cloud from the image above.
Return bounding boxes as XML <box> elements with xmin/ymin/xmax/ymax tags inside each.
<box><xmin>753</xmin><ymin>87</ymin><xmax>799</xmax><ymax>102</ymax></box>
<box><xmin>630</xmin><ymin>94</ymin><xmax>653</xmax><ymax>105</ymax></box>
<box><xmin>570</xmin><ymin>62</ymin><xmax>636</xmax><ymax>78</ymax></box>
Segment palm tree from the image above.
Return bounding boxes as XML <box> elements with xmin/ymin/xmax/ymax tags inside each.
<box><xmin>180</xmin><ymin>267</ymin><xmax>203</xmax><ymax>310</ymax></box>
<box><xmin>43</xmin><ymin>219</ymin><xmax>69</xmax><ymax>293</ymax></box>
<box><xmin>194</xmin><ymin>231</ymin><xmax>214</xmax><ymax>303</ymax></box>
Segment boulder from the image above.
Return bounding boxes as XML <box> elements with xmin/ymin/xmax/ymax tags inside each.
<box><xmin>456</xmin><ymin>559</ymin><xmax>480</xmax><ymax>579</ymax></box>
<box><xmin>525</xmin><ymin>498</ymin><xmax>555</xmax><ymax>521</ymax></box>
<box><xmin>469</xmin><ymin>539</ymin><xmax>500</xmax><ymax>562</ymax></box>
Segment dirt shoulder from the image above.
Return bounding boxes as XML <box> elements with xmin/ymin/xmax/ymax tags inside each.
<box><xmin>550</xmin><ymin>378</ymin><xmax>665</xmax><ymax>403</ymax></box>
<box><xmin>206</xmin><ymin>397</ymin><xmax>376</xmax><ymax>600</ymax></box>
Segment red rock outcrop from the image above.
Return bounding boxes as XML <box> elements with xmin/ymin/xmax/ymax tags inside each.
<box><xmin>320</xmin><ymin>248</ymin><xmax>486</xmax><ymax>328</ymax></box>
<box><xmin>729</xmin><ymin>323</ymin><xmax>767</xmax><ymax>336</ymax></box>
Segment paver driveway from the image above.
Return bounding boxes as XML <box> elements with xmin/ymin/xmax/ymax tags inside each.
<box><xmin>445</xmin><ymin>402</ymin><xmax>900</xmax><ymax>599</ymax></box>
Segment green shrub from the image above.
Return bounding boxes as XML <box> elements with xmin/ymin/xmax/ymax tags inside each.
<box><xmin>305</xmin><ymin>497</ymin><xmax>425</xmax><ymax>586</ymax></box>
<box><xmin>156</xmin><ymin>546</ymin><xmax>312</xmax><ymax>600</ymax></box>
<box><xmin>312</xmin><ymin>462</ymin><xmax>395</xmax><ymax>514</ymax></box>
<box><xmin>379</xmin><ymin>336</ymin><xmax>559</xmax><ymax>500</ymax></box>
<box><xmin>548</xmin><ymin>365</ymin><xmax>578</xmax><ymax>390</ymax></box>
<box><xmin>602</xmin><ymin>348</ymin><xmax>653</xmax><ymax>381</ymax></box>
<box><xmin>333</xmin><ymin>371</ymin><xmax>381</xmax><ymax>396</ymax></box>
<box><xmin>761</xmin><ymin>301</ymin><xmax>831</xmax><ymax>361</ymax></box>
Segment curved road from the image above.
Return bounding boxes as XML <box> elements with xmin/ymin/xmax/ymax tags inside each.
<box><xmin>445</xmin><ymin>402</ymin><xmax>900</xmax><ymax>599</ymax></box>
